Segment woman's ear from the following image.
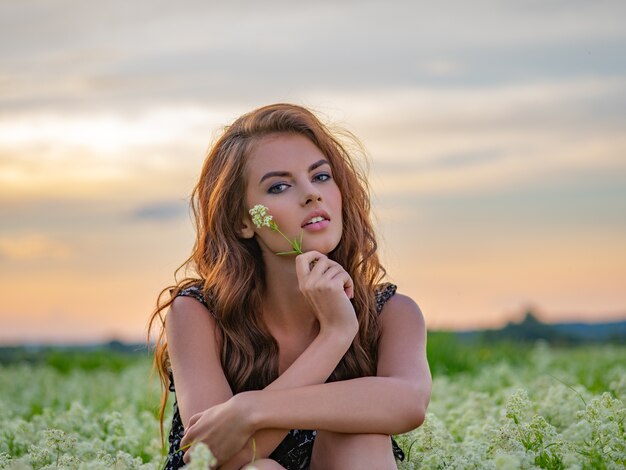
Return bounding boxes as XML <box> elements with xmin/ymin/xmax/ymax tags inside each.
<box><xmin>238</xmin><ymin>220</ymin><xmax>255</xmax><ymax>239</ymax></box>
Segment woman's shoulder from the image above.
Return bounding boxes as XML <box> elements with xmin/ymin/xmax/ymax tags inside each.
<box><xmin>166</xmin><ymin>281</ymin><xmax>218</xmax><ymax>327</ymax></box>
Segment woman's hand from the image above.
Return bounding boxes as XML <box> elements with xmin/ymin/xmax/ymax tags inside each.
<box><xmin>295</xmin><ymin>251</ymin><xmax>358</xmax><ymax>335</ymax></box>
<box><xmin>180</xmin><ymin>394</ymin><xmax>255</xmax><ymax>466</ymax></box>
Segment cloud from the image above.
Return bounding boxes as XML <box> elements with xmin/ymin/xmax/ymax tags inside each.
<box><xmin>0</xmin><ymin>106</ymin><xmax>230</xmax><ymax>152</ymax></box>
<box><xmin>0</xmin><ymin>234</ymin><xmax>71</xmax><ymax>260</ymax></box>
<box><xmin>1</xmin><ymin>76</ymin><xmax>623</xmax><ymax>203</ymax></box>
<box><xmin>130</xmin><ymin>200</ymin><xmax>188</xmax><ymax>222</ymax></box>
<box><xmin>305</xmin><ymin>77</ymin><xmax>626</xmax><ymax>198</ymax></box>
<box><xmin>0</xmin><ymin>106</ymin><xmax>237</xmax><ymax>199</ymax></box>
<box><xmin>1</xmin><ymin>1</ymin><xmax>625</xmax><ymax>114</ymax></box>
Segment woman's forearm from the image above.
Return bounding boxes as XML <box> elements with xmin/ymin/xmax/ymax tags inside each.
<box><xmin>266</xmin><ymin>325</ymin><xmax>357</xmax><ymax>390</ymax></box>
<box><xmin>221</xmin><ymin>327</ymin><xmax>356</xmax><ymax>467</ymax></box>
<box><xmin>218</xmin><ymin>429</ymin><xmax>287</xmax><ymax>470</ymax></box>
<box><xmin>245</xmin><ymin>376</ymin><xmax>428</xmax><ymax>437</ymax></box>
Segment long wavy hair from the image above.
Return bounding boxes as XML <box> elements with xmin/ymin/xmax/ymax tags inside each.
<box><xmin>148</xmin><ymin>103</ymin><xmax>386</xmax><ymax>441</ymax></box>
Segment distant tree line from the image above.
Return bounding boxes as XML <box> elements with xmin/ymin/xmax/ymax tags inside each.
<box><xmin>474</xmin><ymin>311</ymin><xmax>626</xmax><ymax>345</ymax></box>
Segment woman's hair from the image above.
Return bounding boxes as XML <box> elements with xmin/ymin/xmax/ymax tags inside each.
<box><xmin>148</xmin><ymin>103</ymin><xmax>386</xmax><ymax>441</ymax></box>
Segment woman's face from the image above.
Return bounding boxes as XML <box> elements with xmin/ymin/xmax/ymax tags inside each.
<box><xmin>243</xmin><ymin>133</ymin><xmax>343</xmax><ymax>256</ymax></box>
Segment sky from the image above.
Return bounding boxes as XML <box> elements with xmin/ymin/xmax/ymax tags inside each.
<box><xmin>1</xmin><ymin>0</ymin><xmax>625</xmax><ymax>343</ymax></box>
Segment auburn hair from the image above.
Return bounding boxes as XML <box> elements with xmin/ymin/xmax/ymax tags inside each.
<box><xmin>148</xmin><ymin>103</ymin><xmax>386</xmax><ymax>442</ymax></box>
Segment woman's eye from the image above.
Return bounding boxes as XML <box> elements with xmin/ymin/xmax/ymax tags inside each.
<box><xmin>313</xmin><ymin>173</ymin><xmax>331</xmax><ymax>182</ymax></box>
<box><xmin>268</xmin><ymin>183</ymin><xmax>289</xmax><ymax>194</ymax></box>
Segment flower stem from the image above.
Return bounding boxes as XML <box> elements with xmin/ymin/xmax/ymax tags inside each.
<box><xmin>270</xmin><ymin>222</ymin><xmax>303</xmax><ymax>255</ymax></box>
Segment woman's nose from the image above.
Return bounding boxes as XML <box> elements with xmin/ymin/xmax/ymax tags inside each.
<box><xmin>302</xmin><ymin>190</ymin><xmax>322</xmax><ymax>206</ymax></box>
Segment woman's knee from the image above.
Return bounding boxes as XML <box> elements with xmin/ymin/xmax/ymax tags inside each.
<box><xmin>311</xmin><ymin>431</ymin><xmax>396</xmax><ymax>469</ymax></box>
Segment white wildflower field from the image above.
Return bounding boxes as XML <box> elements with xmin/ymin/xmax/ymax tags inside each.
<box><xmin>0</xmin><ymin>341</ymin><xmax>624</xmax><ymax>469</ymax></box>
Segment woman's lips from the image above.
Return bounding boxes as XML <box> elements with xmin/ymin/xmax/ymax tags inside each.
<box><xmin>302</xmin><ymin>219</ymin><xmax>330</xmax><ymax>232</ymax></box>
<box><xmin>301</xmin><ymin>211</ymin><xmax>331</xmax><ymax>228</ymax></box>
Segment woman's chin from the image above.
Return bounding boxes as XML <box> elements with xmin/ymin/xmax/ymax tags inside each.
<box><xmin>302</xmin><ymin>240</ymin><xmax>340</xmax><ymax>256</ymax></box>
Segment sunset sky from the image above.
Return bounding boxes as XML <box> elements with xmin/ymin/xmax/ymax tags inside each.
<box><xmin>1</xmin><ymin>1</ymin><xmax>625</xmax><ymax>343</ymax></box>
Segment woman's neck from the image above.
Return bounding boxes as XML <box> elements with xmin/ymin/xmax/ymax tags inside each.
<box><xmin>261</xmin><ymin>252</ymin><xmax>318</xmax><ymax>336</ymax></box>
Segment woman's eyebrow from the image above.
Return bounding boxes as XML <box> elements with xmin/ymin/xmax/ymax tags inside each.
<box><xmin>308</xmin><ymin>159</ymin><xmax>329</xmax><ymax>172</ymax></box>
<box><xmin>259</xmin><ymin>160</ymin><xmax>329</xmax><ymax>184</ymax></box>
<box><xmin>259</xmin><ymin>170</ymin><xmax>290</xmax><ymax>184</ymax></box>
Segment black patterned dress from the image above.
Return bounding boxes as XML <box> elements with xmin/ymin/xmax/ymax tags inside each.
<box><xmin>164</xmin><ymin>283</ymin><xmax>405</xmax><ymax>469</ymax></box>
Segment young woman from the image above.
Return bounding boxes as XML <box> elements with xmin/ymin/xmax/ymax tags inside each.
<box><xmin>148</xmin><ymin>103</ymin><xmax>431</xmax><ymax>469</ymax></box>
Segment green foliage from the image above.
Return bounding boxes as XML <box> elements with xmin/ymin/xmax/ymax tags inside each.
<box><xmin>0</xmin><ymin>357</ymin><xmax>163</xmax><ymax>469</ymax></box>
<box><xmin>1</xmin><ymin>345</ymin><xmax>624</xmax><ymax>469</ymax></box>
<box><xmin>0</xmin><ymin>345</ymin><xmax>149</xmax><ymax>373</ymax></box>
<box><xmin>396</xmin><ymin>343</ymin><xmax>626</xmax><ymax>469</ymax></box>
<box><xmin>426</xmin><ymin>331</ymin><xmax>531</xmax><ymax>376</ymax></box>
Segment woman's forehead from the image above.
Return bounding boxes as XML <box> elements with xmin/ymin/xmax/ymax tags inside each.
<box><xmin>246</xmin><ymin>134</ymin><xmax>327</xmax><ymax>173</ymax></box>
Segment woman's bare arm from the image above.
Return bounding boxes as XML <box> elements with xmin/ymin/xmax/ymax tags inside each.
<box><xmin>167</xmin><ymin>294</ymin><xmax>355</xmax><ymax>460</ymax></box>
<box><xmin>219</xmin><ymin>325</ymin><xmax>357</xmax><ymax>468</ymax></box>
<box><xmin>166</xmin><ymin>296</ymin><xmax>233</xmax><ymax>429</ymax></box>
<box><xmin>217</xmin><ymin>252</ymin><xmax>361</xmax><ymax>467</ymax></box>
<box><xmin>246</xmin><ymin>293</ymin><xmax>431</xmax><ymax>435</ymax></box>
<box><xmin>181</xmin><ymin>293</ymin><xmax>431</xmax><ymax>463</ymax></box>
<box><xmin>169</xmin><ymin>268</ymin><xmax>359</xmax><ymax>467</ymax></box>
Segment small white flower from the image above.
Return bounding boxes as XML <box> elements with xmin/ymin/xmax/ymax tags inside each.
<box><xmin>249</xmin><ymin>204</ymin><xmax>273</xmax><ymax>229</ymax></box>
<box><xmin>248</xmin><ymin>204</ymin><xmax>303</xmax><ymax>255</ymax></box>
<box><xmin>186</xmin><ymin>443</ymin><xmax>218</xmax><ymax>469</ymax></box>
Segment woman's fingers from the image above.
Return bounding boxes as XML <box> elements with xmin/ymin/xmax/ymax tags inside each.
<box><xmin>313</xmin><ymin>262</ymin><xmax>354</xmax><ymax>299</ymax></box>
<box><xmin>308</xmin><ymin>258</ymin><xmax>335</xmax><ymax>280</ymax></box>
<box><xmin>188</xmin><ymin>412</ymin><xmax>202</xmax><ymax>429</ymax></box>
<box><xmin>295</xmin><ymin>251</ymin><xmax>330</xmax><ymax>289</ymax></box>
<box><xmin>295</xmin><ymin>250</ymin><xmax>324</xmax><ymax>277</ymax></box>
<box><xmin>180</xmin><ymin>428</ymin><xmax>193</xmax><ymax>453</ymax></box>
<box><xmin>333</xmin><ymin>270</ymin><xmax>354</xmax><ymax>299</ymax></box>
<box><xmin>180</xmin><ymin>415</ymin><xmax>202</xmax><ymax>456</ymax></box>
<box><xmin>296</xmin><ymin>251</ymin><xmax>339</xmax><ymax>278</ymax></box>
<box><xmin>296</xmin><ymin>251</ymin><xmax>354</xmax><ymax>299</ymax></box>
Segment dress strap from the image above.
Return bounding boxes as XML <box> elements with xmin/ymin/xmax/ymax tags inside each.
<box><xmin>375</xmin><ymin>283</ymin><xmax>397</xmax><ymax>315</ymax></box>
<box><xmin>175</xmin><ymin>283</ymin><xmax>212</xmax><ymax>310</ymax></box>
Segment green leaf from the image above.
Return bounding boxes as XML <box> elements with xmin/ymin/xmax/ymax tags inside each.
<box><xmin>276</xmin><ymin>250</ymin><xmax>299</xmax><ymax>255</ymax></box>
